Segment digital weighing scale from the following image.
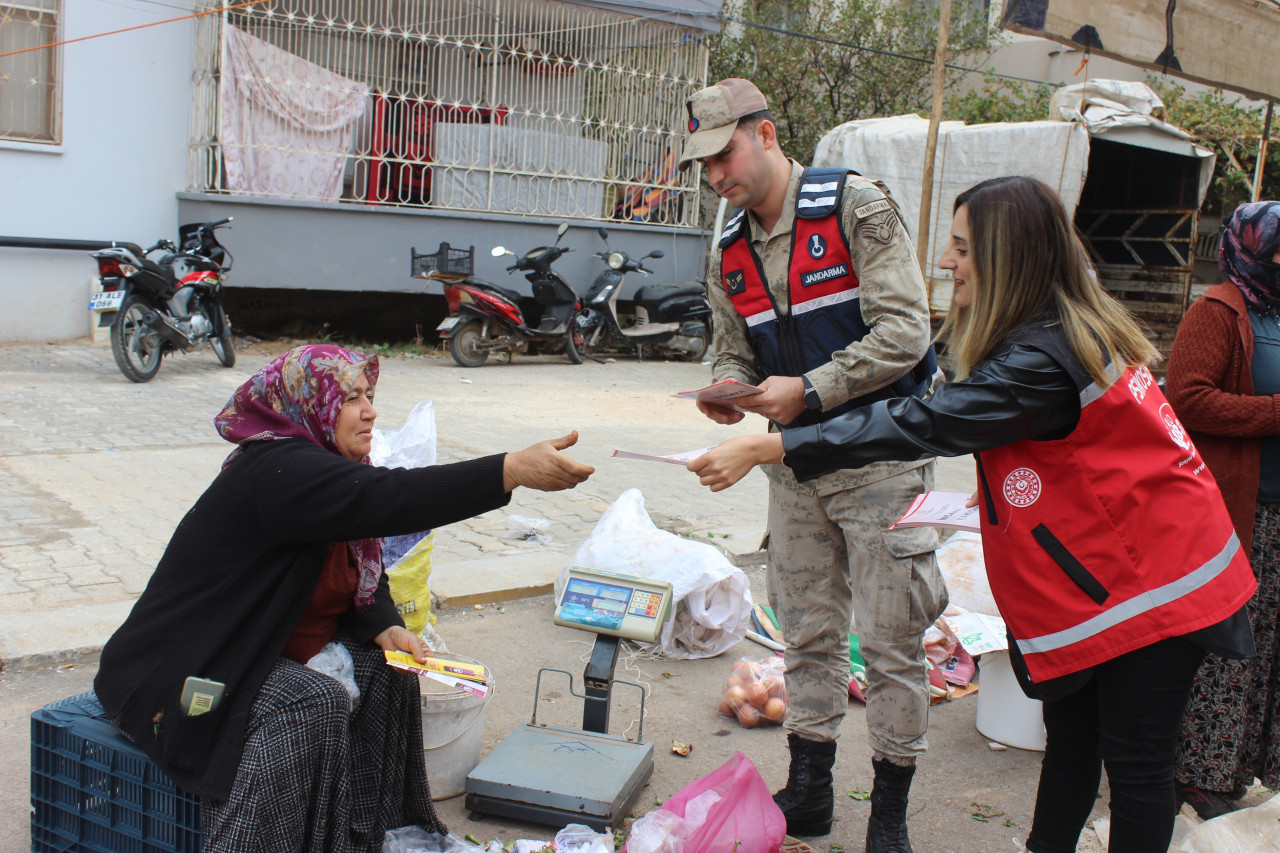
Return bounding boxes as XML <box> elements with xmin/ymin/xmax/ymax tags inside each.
<box><xmin>464</xmin><ymin>566</ymin><xmax>674</xmax><ymax>831</ymax></box>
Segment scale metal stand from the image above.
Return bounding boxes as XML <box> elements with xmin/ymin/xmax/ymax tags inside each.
<box><xmin>464</xmin><ymin>567</ymin><xmax>674</xmax><ymax>831</ymax></box>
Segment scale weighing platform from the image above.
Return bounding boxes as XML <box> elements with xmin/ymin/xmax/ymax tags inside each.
<box><xmin>464</xmin><ymin>566</ymin><xmax>673</xmax><ymax>831</ymax></box>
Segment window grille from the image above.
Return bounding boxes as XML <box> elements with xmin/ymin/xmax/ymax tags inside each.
<box><xmin>0</xmin><ymin>0</ymin><xmax>61</xmax><ymax>143</ymax></box>
<box><xmin>189</xmin><ymin>0</ymin><xmax>710</xmax><ymax>226</ymax></box>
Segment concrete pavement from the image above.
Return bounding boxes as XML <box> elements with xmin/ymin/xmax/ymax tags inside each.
<box><xmin>0</xmin><ymin>338</ymin><xmax>976</xmax><ymax>671</ymax></box>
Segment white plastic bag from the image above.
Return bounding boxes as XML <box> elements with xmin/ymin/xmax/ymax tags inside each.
<box><xmin>505</xmin><ymin>514</ymin><xmax>552</xmax><ymax>544</ymax></box>
<box><xmin>305</xmin><ymin>641</ymin><xmax>359</xmax><ymax>706</ymax></box>
<box><xmin>1169</xmin><ymin>792</ymin><xmax>1280</xmax><ymax>852</ymax></box>
<box><xmin>370</xmin><ymin>399</ymin><xmax>438</xmax><ymax>471</ymax></box>
<box><xmin>558</xmin><ymin>489</ymin><xmax>752</xmax><ymax>659</ymax></box>
<box><xmin>554</xmin><ymin>824</ymin><xmax>614</xmax><ymax>853</ymax></box>
<box><xmin>380</xmin><ymin>827</ymin><xmax>484</xmax><ymax>852</ymax></box>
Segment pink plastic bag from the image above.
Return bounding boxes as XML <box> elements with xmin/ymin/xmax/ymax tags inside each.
<box><xmin>624</xmin><ymin>752</ymin><xmax>786</xmax><ymax>853</ymax></box>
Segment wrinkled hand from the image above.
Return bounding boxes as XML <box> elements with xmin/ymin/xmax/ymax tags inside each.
<box><xmin>687</xmin><ymin>434</ymin><xmax>785</xmax><ymax>492</ymax></box>
<box><xmin>696</xmin><ymin>399</ymin><xmax>745</xmax><ymax>425</ymax></box>
<box><xmin>373</xmin><ymin>625</ymin><xmax>429</xmax><ymax>663</ymax></box>
<box><xmin>731</xmin><ymin>376</ymin><xmax>806</xmax><ymax>425</ymax></box>
<box><xmin>503</xmin><ymin>430</ymin><xmax>594</xmax><ymax>492</ymax></box>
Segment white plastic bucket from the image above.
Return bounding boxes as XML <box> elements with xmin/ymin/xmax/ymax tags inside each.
<box><xmin>419</xmin><ymin>656</ymin><xmax>494</xmax><ymax>800</ymax></box>
<box><xmin>975</xmin><ymin>650</ymin><xmax>1046</xmax><ymax>751</ymax></box>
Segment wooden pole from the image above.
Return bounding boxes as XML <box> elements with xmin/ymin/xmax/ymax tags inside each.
<box><xmin>1252</xmin><ymin>101</ymin><xmax>1273</xmax><ymax>203</ymax></box>
<box><xmin>916</xmin><ymin>0</ymin><xmax>952</xmax><ymax>275</ymax></box>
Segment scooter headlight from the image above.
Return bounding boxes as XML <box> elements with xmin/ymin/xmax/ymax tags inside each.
<box><xmin>608</xmin><ymin>252</ymin><xmax>625</xmax><ymax>270</ymax></box>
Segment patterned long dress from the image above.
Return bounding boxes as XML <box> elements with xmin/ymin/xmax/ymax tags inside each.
<box><xmin>1175</xmin><ymin>503</ymin><xmax>1280</xmax><ymax>792</ymax></box>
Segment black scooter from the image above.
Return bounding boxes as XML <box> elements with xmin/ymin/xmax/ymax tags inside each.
<box><xmin>577</xmin><ymin>227</ymin><xmax>711</xmax><ymax>361</ymax></box>
<box><xmin>414</xmin><ymin>223</ymin><xmax>585</xmax><ymax>367</ymax></box>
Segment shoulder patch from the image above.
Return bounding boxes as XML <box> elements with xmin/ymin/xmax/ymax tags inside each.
<box><xmin>858</xmin><ymin>214</ymin><xmax>897</xmax><ymax>244</ymax></box>
<box><xmin>852</xmin><ymin>199</ymin><xmax>892</xmax><ymax>219</ymax></box>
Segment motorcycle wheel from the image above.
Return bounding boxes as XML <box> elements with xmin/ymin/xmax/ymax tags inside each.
<box><xmin>679</xmin><ymin>315</ymin><xmax>712</xmax><ymax>362</ymax></box>
<box><xmin>110</xmin><ymin>294</ymin><xmax>165</xmax><ymax>382</ymax></box>
<box><xmin>565</xmin><ymin>321</ymin><xmax>585</xmax><ymax>365</ymax></box>
<box><xmin>210</xmin><ymin>307</ymin><xmax>235</xmax><ymax>368</ymax></box>
<box><xmin>449</xmin><ymin>320</ymin><xmax>489</xmax><ymax>367</ymax></box>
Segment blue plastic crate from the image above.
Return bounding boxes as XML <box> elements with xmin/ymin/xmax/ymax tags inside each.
<box><xmin>31</xmin><ymin>691</ymin><xmax>203</xmax><ymax>853</ymax></box>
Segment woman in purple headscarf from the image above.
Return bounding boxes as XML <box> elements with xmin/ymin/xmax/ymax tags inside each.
<box><xmin>1167</xmin><ymin>202</ymin><xmax>1280</xmax><ymax>818</ymax></box>
<box><xmin>95</xmin><ymin>345</ymin><xmax>593</xmax><ymax>852</ymax></box>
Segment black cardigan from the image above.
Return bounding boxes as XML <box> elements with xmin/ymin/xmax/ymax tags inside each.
<box><xmin>94</xmin><ymin>439</ymin><xmax>511</xmax><ymax>799</ymax></box>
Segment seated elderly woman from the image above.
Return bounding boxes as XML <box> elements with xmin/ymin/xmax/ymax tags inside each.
<box><xmin>94</xmin><ymin>345</ymin><xmax>594</xmax><ymax>852</ymax></box>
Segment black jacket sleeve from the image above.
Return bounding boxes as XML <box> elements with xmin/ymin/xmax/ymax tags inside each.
<box><xmin>782</xmin><ymin>342</ymin><xmax>1083</xmax><ymax>482</ymax></box>
<box><xmin>246</xmin><ymin>441</ymin><xmax>512</xmax><ymax>544</ymax></box>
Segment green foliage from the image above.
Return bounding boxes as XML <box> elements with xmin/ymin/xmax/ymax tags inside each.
<box><xmin>1149</xmin><ymin>77</ymin><xmax>1280</xmax><ymax>214</ymax></box>
<box><xmin>946</xmin><ymin>73</ymin><xmax>1052</xmax><ymax>124</ymax></box>
<box><xmin>710</xmin><ymin>0</ymin><xmax>994</xmax><ymax>164</ymax></box>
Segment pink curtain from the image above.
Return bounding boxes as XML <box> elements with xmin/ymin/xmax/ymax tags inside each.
<box><xmin>220</xmin><ymin>26</ymin><xmax>367</xmax><ymax>201</ymax></box>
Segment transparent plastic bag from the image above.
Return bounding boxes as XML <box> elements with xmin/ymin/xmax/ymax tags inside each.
<box><xmin>380</xmin><ymin>827</ymin><xmax>484</xmax><ymax>853</ymax></box>
<box><xmin>505</xmin><ymin>514</ymin><xmax>552</xmax><ymax>544</ymax></box>
<box><xmin>554</xmin><ymin>823</ymin><xmax>615</xmax><ymax>853</ymax></box>
<box><xmin>717</xmin><ymin>656</ymin><xmax>787</xmax><ymax>728</ymax></box>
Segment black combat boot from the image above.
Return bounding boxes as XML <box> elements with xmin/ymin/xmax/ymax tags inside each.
<box><xmin>866</xmin><ymin>757</ymin><xmax>916</xmax><ymax>853</ymax></box>
<box><xmin>773</xmin><ymin>732</ymin><xmax>838</xmax><ymax>836</ymax></box>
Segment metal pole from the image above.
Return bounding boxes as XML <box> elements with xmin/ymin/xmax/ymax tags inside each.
<box><xmin>916</xmin><ymin>0</ymin><xmax>952</xmax><ymax>274</ymax></box>
<box><xmin>1252</xmin><ymin>101</ymin><xmax>1273</xmax><ymax>204</ymax></box>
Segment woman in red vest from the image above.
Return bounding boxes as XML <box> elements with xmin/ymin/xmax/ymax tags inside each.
<box><xmin>690</xmin><ymin>176</ymin><xmax>1257</xmax><ymax>853</ymax></box>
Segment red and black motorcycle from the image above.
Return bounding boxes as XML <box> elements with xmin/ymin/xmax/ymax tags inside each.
<box><xmin>413</xmin><ymin>223</ymin><xmax>586</xmax><ymax>367</ymax></box>
<box><xmin>88</xmin><ymin>218</ymin><xmax>236</xmax><ymax>382</ymax></box>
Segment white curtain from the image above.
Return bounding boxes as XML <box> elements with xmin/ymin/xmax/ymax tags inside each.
<box><xmin>220</xmin><ymin>25</ymin><xmax>367</xmax><ymax>201</ymax></box>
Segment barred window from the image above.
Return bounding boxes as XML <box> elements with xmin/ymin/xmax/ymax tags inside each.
<box><xmin>0</xmin><ymin>0</ymin><xmax>60</xmax><ymax>143</ymax></box>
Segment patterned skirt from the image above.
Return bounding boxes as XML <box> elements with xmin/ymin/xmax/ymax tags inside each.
<box><xmin>1174</xmin><ymin>502</ymin><xmax>1280</xmax><ymax>791</ymax></box>
<box><xmin>200</xmin><ymin>637</ymin><xmax>443</xmax><ymax>853</ymax></box>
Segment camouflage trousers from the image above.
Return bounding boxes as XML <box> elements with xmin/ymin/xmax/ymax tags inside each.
<box><xmin>767</xmin><ymin>465</ymin><xmax>948</xmax><ymax>763</ymax></box>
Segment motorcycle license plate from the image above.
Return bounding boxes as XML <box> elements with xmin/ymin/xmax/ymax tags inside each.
<box><xmin>89</xmin><ymin>290</ymin><xmax>125</xmax><ymax>311</ymax></box>
<box><xmin>436</xmin><ymin>316</ymin><xmax>461</xmax><ymax>332</ymax></box>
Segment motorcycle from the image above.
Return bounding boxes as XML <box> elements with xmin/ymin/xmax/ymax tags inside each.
<box><xmin>578</xmin><ymin>227</ymin><xmax>711</xmax><ymax>361</ymax></box>
<box><xmin>414</xmin><ymin>222</ymin><xmax>585</xmax><ymax>368</ymax></box>
<box><xmin>87</xmin><ymin>218</ymin><xmax>236</xmax><ymax>383</ymax></box>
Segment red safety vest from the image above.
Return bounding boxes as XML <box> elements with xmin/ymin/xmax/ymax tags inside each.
<box><xmin>977</xmin><ymin>363</ymin><xmax>1257</xmax><ymax>682</ymax></box>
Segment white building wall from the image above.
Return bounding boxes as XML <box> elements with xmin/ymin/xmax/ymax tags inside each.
<box><xmin>0</xmin><ymin>3</ymin><xmax>193</xmax><ymax>342</ymax></box>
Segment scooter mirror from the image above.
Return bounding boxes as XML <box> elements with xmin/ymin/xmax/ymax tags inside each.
<box><xmin>491</xmin><ymin>246</ymin><xmax>509</xmax><ymax>257</ymax></box>
<box><xmin>597</xmin><ymin>227</ymin><xmax>609</xmax><ymax>242</ymax></box>
<box><xmin>557</xmin><ymin>222</ymin><xmax>569</xmax><ymax>237</ymax></box>
<box><xmin>647</xmin><ymin>250</ymin><xmax>665</xmax><ymax>259</ymax></box>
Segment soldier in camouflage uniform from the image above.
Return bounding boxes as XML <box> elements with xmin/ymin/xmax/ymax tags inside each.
<box><xmin>679</xmin><ymin>78</ymin><xmax>947</xmax><ymax>852</ymax></box>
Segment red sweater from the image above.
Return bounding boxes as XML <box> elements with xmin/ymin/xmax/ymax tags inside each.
<box><xmin>1165</xmin><ymin>283</ymin><xmax>1280</xmax><ymax>554</ymax></box>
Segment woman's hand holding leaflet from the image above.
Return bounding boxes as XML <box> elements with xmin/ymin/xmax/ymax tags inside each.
<box><xmin>374</xmin><ymin>625</ymin><xmax>429</xmax><ymax>662</ymax></box>
<box><xmin>503</xmin><ymin>430</ymin><xmax>595</xmax><ymax>492</ymax></box>
<box><xmin>688</xmin><ymin>434</ymin><xmax>785</xmax><ymax>492</ymax></box>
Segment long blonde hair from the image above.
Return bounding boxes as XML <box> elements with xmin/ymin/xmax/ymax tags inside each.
<box><xmin>938</xmin><ymin>176</ymin><xmax>1158</xmax><ymax>384</ymax></box>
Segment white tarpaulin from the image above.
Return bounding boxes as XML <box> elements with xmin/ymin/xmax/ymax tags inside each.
<box><xmin>220</xmin><ymin>25</ymin><xmax>367</xmax><ymax>201</ymax></box>
<box><xmin>813</xmin><ymin>116</ymin><xmax>1089</xmax><ymax>312</ymax></box>
<box><xmin>812</xmin><ymin>80</ymin><xmax>1214</xmax><ymax>313</ymax></box>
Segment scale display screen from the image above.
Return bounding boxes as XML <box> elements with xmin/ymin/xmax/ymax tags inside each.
<box><xmin>554</xmin><ymin>567</ymin><xmax>672</xmax><ymax>643</ymax></box>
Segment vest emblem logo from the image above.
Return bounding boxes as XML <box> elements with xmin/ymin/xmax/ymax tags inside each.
<box><xmin>800</xmin><ymin>263</ymin><xmax>850</xmax><ymax>287</ymax></box>
<box><xmin>725</xmin><ymin>269</ymin><xmax>746</xmax><ymax>296</ymax></box>
<box><xmin>1128</xmin><ymin>366</ymin><xmax>1153</xmax><ymax>402</ymax></box>
<box><xmin>808</xmin><ymin>234</ymin><xmax>827</xmax><ymax>258</ymax></box>
<box><xmin>1002</xmin><ymin>467</ymin><xmax>1042</xmax><ymax>507</ymax></box>
<box><xmin>1160</xmin><ymin>403</ymin><xmax>1193</xmax><ymax>452</ymax></box>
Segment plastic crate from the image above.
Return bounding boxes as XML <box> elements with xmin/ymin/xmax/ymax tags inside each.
<box><xmin>410</xmin><ymin>241</ymin><xmax>474</xmax><ymax>278</ymax></box>
<box><xmin>31</xmin><ymin>692</ymin><xmax>203</xmax><ymax>853</ymax></box>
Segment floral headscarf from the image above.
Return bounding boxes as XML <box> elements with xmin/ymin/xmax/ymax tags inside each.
<box><xmin>215</xmin><ymin>345</ymin><xmax>383</xmax><ymax>612</ymax></box>
<box><xmin>1220</xmin><ymin>201</ymin><xmax>1280</xmax><ymax>313</ymax></box>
